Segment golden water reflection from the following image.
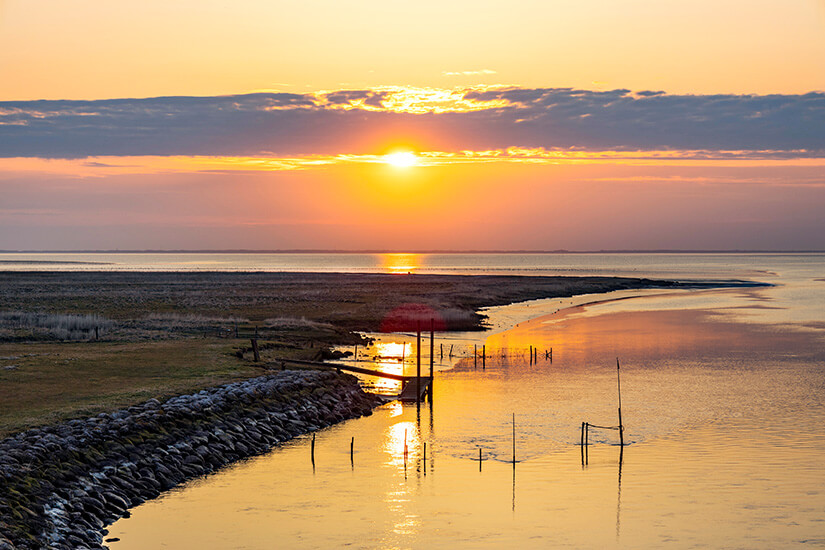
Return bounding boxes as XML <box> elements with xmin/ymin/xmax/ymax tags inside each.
<box><xmin>380</xmin><ymin>253</ymin><xmax>422</xmax><ymax>274</ymax></box>
<box><xmin>384</xmin><ymin>421</ymin><xmax>420</xmax><ymax>466</ymax></box>
<box><xmin>106</xmin><ymin>285</ymin><xmax>825</xmax><ymax>549</ymax></box>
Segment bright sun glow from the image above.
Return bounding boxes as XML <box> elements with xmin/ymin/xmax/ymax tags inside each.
<box><xmin>384</xmin><ymin>151</ymin><xmax>418</xmax><ymax>168</ymax></box>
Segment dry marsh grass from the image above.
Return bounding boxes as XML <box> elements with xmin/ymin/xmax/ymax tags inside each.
<box><xmin>0</xmin><ymin>311</ymin><xmax>114</xmax><ymax>341</ymax></box>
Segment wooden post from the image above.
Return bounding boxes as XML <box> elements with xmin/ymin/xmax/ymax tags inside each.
<box><xmin>94</xmin><ymin>326</ymin><xmax>99</xmax><ymax>341</ymax></box>
<box><xmin>350</xmin><ymin>436</ymin><xmax>354</xmax><ymax>465</ymax></box>
<box><xmin>440</xmin><ymin>343</ymin><xmax>443</xmax><ymax>360</ymax></box>
<box><xmin>404</xmin><ymin>429</ymin><xmax>408</xmax><ymax>459</ymax></box>
<box><xmin>449</xmin><ymin>344</ymin><xmax>453</xmax><ymax>359</ymax></box>
<box><xmin>512</xmin><ymin>413</ymin><xmax>516</xmax><ymax>465</ymax></box>
<box><xmin>474</xmin><ymin>344</ymin><xmax>478</xmax><ymax>368</ymax></box>
<box><xmin>424</xmin><ymin>442</ymin><xmax>427</xmax><ymax>470</ymax></box>
<box><xmin>617</xmin><ymin>358</ymin><xmax>624</xmax><ymax>447</ymax></box>
<box><xmin>429</xmin><ymin>319</ymin><xmax>434</xmax><ymax>402</ymax></box>
<box><xmin>311</xmin><ymin>433</ymin><xmax>316</xmax><ymax>465</ymax></box>
<box><xmin>401</xmin><ymin>342</ymin><xmax>406</xmax><ymax>364</ymax></box>
<box><xmin>479</xmin><ymin>447</ymin><xmax>483</xmax><ymax>472</ymax></box>
<box><xmin>580</xmin><ymin>422</ymin><xmax>585</xmax><ymax>446</ymax></box>
<box><xmin>416</xmin><ymin>322</ymin><xmax>421</xmax><ymax>403</ymax></box>
<box><xmin>482</xmin><ymin>345</ymin><xmax>486</xmax><ymax>369</ymax></box>
<box><xmin>585</xmin><ymin>422</ymin><xmax>589</xmax><ymax>446</ymax></box>
<box><xmin>251</xmin><ymin>338</ymin><xmax>260</xmax><ymax>362</ymax></box>
<box><xmin>529</xmin><ymin>345</ymin><xmax>533</xmax><ymax>365</ymax></box>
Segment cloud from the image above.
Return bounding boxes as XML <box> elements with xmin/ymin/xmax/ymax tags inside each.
<box><xmin>0</xmin><ymin>87</ymin><xmax>823</xmax><ymax>158</ymax></box>
<box><xmin>442</xmin><ymin>69</ymin><xmax>497</xmax><ymax>76</ymax></box>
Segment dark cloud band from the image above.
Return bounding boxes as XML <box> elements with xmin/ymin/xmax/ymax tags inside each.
<box><xmin>0</xmin><ymin>88</ymin><xmax>822</xmax><ymax>158</ymax></box>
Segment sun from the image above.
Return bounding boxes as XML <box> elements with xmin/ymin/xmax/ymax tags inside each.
<box><xmin>384</xmin><ymin>151</ymin><xmax>418</xmax><ymax>168</ymax></box>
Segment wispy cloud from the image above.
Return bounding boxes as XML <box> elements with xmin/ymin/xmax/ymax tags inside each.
<box><xmin>2</xmin><ymin>149</ymin><xmax>822</xmax><ymax>181</ymax></box>
<box><xmin>442</xmin><ymin>69</ymin><xmax>497</xmax><ymax>76</ymax></box>
<box><xmin>1</xmin><ymin>87</ymin><xmax>823</xmax><ymax>159</ymax></box>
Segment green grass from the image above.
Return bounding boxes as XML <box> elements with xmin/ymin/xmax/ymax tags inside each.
<box><xmin>0</xmin><ymin>339</ymin><xmax>265</xmax><ymax>437</ymax></box>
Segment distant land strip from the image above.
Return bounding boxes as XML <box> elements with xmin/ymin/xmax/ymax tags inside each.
<box><xmin>1</xmin><ymin>249</ymin><xmax>824</xmax><ymax>254</ymax></box>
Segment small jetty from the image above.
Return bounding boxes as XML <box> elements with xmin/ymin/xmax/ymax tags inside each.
<box><xmin>396</xmin><ymin>377</ymin><xmax>433</xmax><ymax>402</ymax></box>
<box><xmin>273</xmin><ymin>358</ymin><xmax>433</xmax><ymax>402</ymax></box>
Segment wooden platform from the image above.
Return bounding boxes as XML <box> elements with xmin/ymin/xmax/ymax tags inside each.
<box><xmin>274</xmin><ymin>358</ymin><xmax>432</xmax><ymax>402</ymax></box>
<box><xmin>397</xmin><ymin>377</ymin><xmax>432</xmax><ymax>402</ymax></box>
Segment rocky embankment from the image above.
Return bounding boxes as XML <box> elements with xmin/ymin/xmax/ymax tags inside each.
<box><xmin>0</xmin><ymin>370</ymin><xmax>381</xmax><ymax>549</ymax></box>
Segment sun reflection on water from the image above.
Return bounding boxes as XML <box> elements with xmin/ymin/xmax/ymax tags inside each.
<box><xmin>384</xmin><ymin>421</ymin><xmax>420</xmax><ymax>466</ymax></box>
<box><xmin>380</xmin><ymin>253</ymin><xmax>422</xmax><ymax>274</ymax></box>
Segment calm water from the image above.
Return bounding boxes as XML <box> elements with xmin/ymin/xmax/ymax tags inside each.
<box><xmin>91</xmin><ymin>254</ymin><xmax>825</xmax><ymax>548</ymax></box>
<box><xmin>0</xmin><ymin>251</ymin><xmax>818</xmax><ymax>281</ymax></box>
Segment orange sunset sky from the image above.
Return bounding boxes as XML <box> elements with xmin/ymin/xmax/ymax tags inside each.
<box><xmin>1</xmin><ymin>0</ymin><xmax>824</xmax><ymax>250</ymax></box>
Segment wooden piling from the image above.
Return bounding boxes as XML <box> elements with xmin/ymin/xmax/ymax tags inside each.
<box><xmin>529</xmin><ymin>345</ymin><xmax>533</xmax><ymax>365</ymax></box>
<box><xmin>440</xmin><ymin>343</ymin><xmax>443</xmax><ymax>360</ymax></box>
<box><xmin>512</xmin><ymin>413</ymin><xmax>516</xmax><ymax>465</ymax></box>
<box><xmin>404</xmin><ymin>429</ymin><xmax>408</xmax><ymax>459</ymax></box>
<box><xmin>479</xmin><ymin>447</ymin><xmax>483</xmax><ymax>471</ymax></box>
<box><xmin>617</xmin><ymin>358</ymin><xmax>624</xmax><ymax>447</ymax></box>
<box><xmin>251</xmin><ymin>338</ymin><xmax>260</xmax><ymax>362</ymax></box>
<box><xmin>311</xmin><ymin>433</ymin><xmax>316</xmax><ymax>465</ymax></box>
<box><xmin>482</xmin><ymin>345</ymin><xmax>486</xmax><ymax>369</ymax></box>
<box><xmin>449</xmin><ymin>344</ymin><xmax>453</xmax><ymax>359</ymax></box>
<box><xmin>350</xmin><ymin>436</ymin><xmax>354</xmax><ymax>465</ymax></box>
<box><xmin>416</xmin><ymin>322</ymin><xmax>421</xmax><ymax>404</ymax></box>
<box><xmin>429</xmin><ymin>319</ymin><xmax>434</xmax><ymax>402</ymax></box>
<box><xmin>474</xmin><ymin>344</ymin><xmax>478</xmax><ymax>368</ymax></box>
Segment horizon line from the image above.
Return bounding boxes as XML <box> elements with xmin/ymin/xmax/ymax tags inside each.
<box><xmin>2</xmin><ymin>249</ymin><xmax>824</xmax><ymax>255</ymax></box>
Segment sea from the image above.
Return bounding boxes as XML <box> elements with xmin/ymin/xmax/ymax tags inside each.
<box><xmin>5</xmin><ymin>252</ymin><xmax>824</xmax><ymax>548</ymax></box>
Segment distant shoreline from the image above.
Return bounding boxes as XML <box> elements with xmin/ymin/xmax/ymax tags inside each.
<box><xmin>1</xmin><ymin>250</ymin><xmax>824</xmax><ymax>255</ymax></box>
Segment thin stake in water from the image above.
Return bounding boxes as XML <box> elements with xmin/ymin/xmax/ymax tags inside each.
<box><xmin>311</xmin><ymin>432</ymin><xmax>315</xmax><ymax>467</ymax></box>
<box><xmin>512</xmin><ymin>413</ymin><xmax>516</xmax><ymax>465</ymax></box>
<box><xmin>617</xmin><ymin>358</ymin><xmax>624</xmax><ymax>447</ymax></box>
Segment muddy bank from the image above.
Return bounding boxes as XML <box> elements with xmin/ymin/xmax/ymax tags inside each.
<box><xmin>0</xmin><ymin>370</ymin><xmax>380</xmax><ymax>549</ymax></box>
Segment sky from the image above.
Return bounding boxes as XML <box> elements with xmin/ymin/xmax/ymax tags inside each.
<box><xmin>1</xmin><ymin>0</ymin><xmax>824</xmax><ymax>251</ymax></box>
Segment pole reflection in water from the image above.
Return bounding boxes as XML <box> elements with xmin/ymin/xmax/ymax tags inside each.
<box><xmin>512</xmin><ymin>462</ymin><xmax>516</xmax><ymax>513</ymax></box>
<box><xmin>617</xmin><ymin>447</ymin><xmax>624</xmax><ymax>540</ymax></box>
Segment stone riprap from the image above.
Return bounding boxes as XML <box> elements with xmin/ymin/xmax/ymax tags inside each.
<box><xmin>0</xmin><ymin>370</ymin><xmax>381</xmax><ymax>549</ymax></box>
